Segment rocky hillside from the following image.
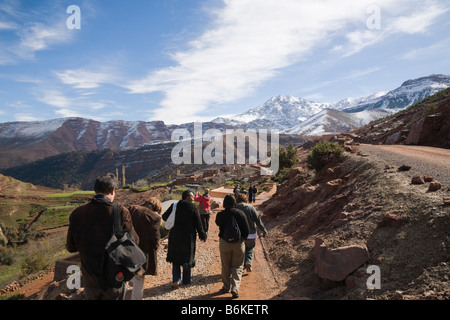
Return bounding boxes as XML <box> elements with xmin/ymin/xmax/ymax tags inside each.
<box><xmin>351</xmin><ymin>87</ymin><xmax>450</xmax><ymax>149</ymax></box>
<box><xmin>258</xmin><ymin>144</ymin><xmax>449</xmax><ymax>299</ymax></box>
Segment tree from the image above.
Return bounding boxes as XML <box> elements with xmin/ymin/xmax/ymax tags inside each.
<box><xmin>306</xmin><ymin>141</ymin><xmax>344</xmax><ymax>171</ymax></box>
<box><xmin>279</xmin><ymin>143</ymin><xmax>298</xmax><ymax>171</ymax></box>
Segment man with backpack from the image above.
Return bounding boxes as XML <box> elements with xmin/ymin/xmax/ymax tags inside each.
<box><xmin>215</xmin><ymin>194</ymin><xmax>249</xmax><ymax>299</ymax></box>
<box><xmin>66</xmin><ymin>173</ymin><xmax>139</xmax><ymax>300</ymax></box>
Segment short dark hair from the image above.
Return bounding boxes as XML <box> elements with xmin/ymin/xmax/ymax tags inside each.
<box><xmin>182</xmin><ymin>190</ymin><xmax>194</xmax><ymax>200</ymax></box>
<box><xmin>223</xmin><ymin>194</ymin><xmax>236</xmax><ymax>209</ymax></box>
<box><xmin>94</xmin><ymin>173</ymin><xmax>119</xmax><ymax>194</ymax></box>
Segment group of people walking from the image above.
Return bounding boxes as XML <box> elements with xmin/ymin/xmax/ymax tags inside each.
<box><xmin>66</xmin><ymin>173</ymin><xmax>267</xmax><ymax>300</ymax></box>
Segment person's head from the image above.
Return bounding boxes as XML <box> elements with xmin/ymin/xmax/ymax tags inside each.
<box><xmin>223</xmin><ymin>194</ymin><xmax>236</xmax><ymax>209</ymax></box>
<box><xmin>182</xmin><ymin>190</ymin><xmax>195</xmax><ymax>202</ymax></box>
<box><xmin>94</xmin><ymin>173</ymin><xmax>119</xmax><ymax>199</ymax></box>
<box><xmin>144</xmin><ymin>197</ymin><xmax>162</xmax><ymax>214</ymax></box>
<box><xmin>236</xmin><ymin>194</ymin><xmax>248</xmax><ymax>204</ymax></box>
<box><xmin>204</xmin><ymin>188</ymin><xmax>210</xmax><ymax>195</ymax></box>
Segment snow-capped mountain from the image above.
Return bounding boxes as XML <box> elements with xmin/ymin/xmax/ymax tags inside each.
<box><xmin>231</xmin><ymin>95</ymin><xmax>329</xmax><ymax>127</ymax></box>
<box><xmin>341</xmin><ymin>74</ymin><xmax>450</xmax><ymax>113</ymax></box>
<box><xmin>220</xmin><ymin>74</ymin><xmax>450</xmax><ymax>135</ymax></box>
<box><xmin>1</xmin><ymin>74</ymin><xmax>449</xmax><ymax>169</ymax></box>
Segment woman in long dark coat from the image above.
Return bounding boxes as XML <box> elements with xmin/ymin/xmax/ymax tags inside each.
<box><xmin>162</xmin><ymin>190</ymin><xmax>207</xmax><ymax>288</ymax></box>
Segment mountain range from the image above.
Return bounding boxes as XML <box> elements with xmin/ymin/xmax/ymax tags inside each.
<box><xmin>226</xmin><ymin>74</ymin><xmax>450</xmax><ymax>135</ymax></box>
<box><xmin>0</xmin><ymin>74</ymin><xmax>449</xmax><ymax>172</ymax></box>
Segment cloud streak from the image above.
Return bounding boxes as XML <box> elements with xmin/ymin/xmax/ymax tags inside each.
<box><xmin>124</xmin><ymin>0</ymin><xmax>447</xmax><ymax>124</ymax></box>
<box><xmin>0</xmin><ymin>2</ymin><xmax>74</xmax><ymax>64</ymax></box>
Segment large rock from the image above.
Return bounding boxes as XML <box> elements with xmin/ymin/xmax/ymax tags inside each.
<box><xmin>411</xmin><ymin>176</ymin><xmax>425</xmax><ymax>185</ymax></box>
<box><xmin>313</xmin><ymin>238</ymin><xmax>370</xmax><ymax>282</ymax></box>
<box><xmin>379</xmin><ymin>212</ymin><xmax>409</xmax><ymax>227</ymax></box>
<box><xmin>428</xmin><ymin>180</ymin><xmax>442</xmax><ymax>191</ymax></box>
<box><xmin>324</xmin><ymin>179</ymin><xmax>343</xmax><ymax>194</ymax></box>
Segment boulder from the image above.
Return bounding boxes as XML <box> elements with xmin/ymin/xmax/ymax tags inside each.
<box><xmin>411</xmin><ymin>176</ymin><xmax>425</xmax><ymax>185</ymax></box>
<box><xmin>313</xmin><ymin>238</ymin><xmax>370</xmax><ymax>282</ymax></box>
<box><xmin>324</xmin><ymin>179</ymin><xmax>343</xmax><ymax>194</ymax></box>
<box><xmin>443</xmin><ymin>198</ymin><xmax>450</xmax><ymax>206</ymax></box>
<box><xmin>398</xmin><ymin>165</ymin><xmax>412</xmax><ymax>171</ymax></box>
<box><xmin>423</xmin><ymin>175</ymin><xmax>433</xmax><ymax>182</ymax></box>
<box><xmin>428</xmin><ymin>180</ymin><xmax>442</xmax><ymax>191</ymax></box>
<box><xmin>379</xmin><ymin>212</ymin><xmax>409</xmax><ymax>227</ymax></box>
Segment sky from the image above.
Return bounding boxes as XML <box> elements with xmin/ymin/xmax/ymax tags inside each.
<box><xmin>0</xmin><ymin>0</ymin><xmax>449</xmax><ymax>125</ymax></box>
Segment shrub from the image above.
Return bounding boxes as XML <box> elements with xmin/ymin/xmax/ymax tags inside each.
<box><xmin>0</xmin><ymin>248</ymin><xmax>15</xmax><ymax>266</ymax></box>
<box><xmin>278</xmin><ymin>143</ymin><xmax>298</xmax><ymax>171</ymax></box>
<box><xmin>21</xmin><ymin>251</ymin><xmax>50</xmax><ymax>276</ymax></box>
<box><xmin>307</xmin><ymin>141</ymin><xmax>345</xmax><ymax>171</ymax></box>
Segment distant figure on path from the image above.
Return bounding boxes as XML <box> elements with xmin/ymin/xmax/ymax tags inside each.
<box><xmin>215</xmin><ymin>194</ymin><xmax>249</xmax><ymax>299</ymax></box>
<box><xmin>127</xmin><ymin>197</ymin><xmax>162</xmax><ymax>300</ymax></box>
<box><xmin>233</xmin><ymin>185</ymin><xmax>240</xmax><ymax>198</ymax></box>
<box><xmin>66</xmin><ymin>173</ymin><xmax>138</xmax><ymax>300</ymax></box>
<box><xmin>194</xmin><ymin>188</ymin><xmax>212</xmax><ymax>234</ymax></box>
<box><xmin>248</xmin><ymin>185</ymin><xmax>253</xmax><ymax>203</ymax></box>
<box><xmin>162</xmin><ymin>190</ymin><xmax>207</xmax><ymax>288</ymax></box>
<box><xmin>236</xmin><ymin>194</ymin><xmax>268</xmax><ymax>272</ymax></box>
<box><xmin>251</xmin><ymin>185</ymin><xmax>257</xmax><ymax>203</ymax></box>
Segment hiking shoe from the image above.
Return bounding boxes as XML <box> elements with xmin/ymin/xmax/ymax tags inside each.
<box><xmin>171</xmin><ymin>280</ymin><xmax>181</xmax><ymax>289</ymax></box>
<box><xmin>231</xmin><ymin>291</ymin><xmax>239</xmax><ymax>299</ymax></box>
<box><xmin>245</xmin><ymin>264</ymin><xmax>252</xmax><ymax>272</ymax></box>
<box><xmin>219</xmin><ymin>287</ymin><xmax>229</xmax><ymax>294</ymax></box>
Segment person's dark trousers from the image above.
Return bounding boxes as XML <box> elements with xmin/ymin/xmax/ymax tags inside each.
<box><xmin>172</xmin><ymin>264</ymin><xmax>191</xmax><ymax>285</ymax></box>
<box><xmin>200</xmin><ymin>213</ymin><xmax>210</xmax><ymax>233</ymax></box>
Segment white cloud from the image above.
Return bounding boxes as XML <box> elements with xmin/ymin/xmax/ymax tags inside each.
<box><xmin>36</xmin><ymin>89</ymin><xmax>73</xmax><ymax>109</ymax></box>
<box><xmin>0</xmin><ymin>2</ymin><xmax>75</xmax><ymax>64</ymax></box>
<box><xmin>124</xmin><ymin>0</ymin><xmax>447</xmax><ymax>124</ymax></box>
<box><xmin>341</xmin><ymin>1</ymin><xmax>448</xmax><ymax>56</ymax></box>
<box><xmin>14</xmin><ymin>21</ymin><xmax>72</xmax><ymax>59</ymax></box>
<box><xmin>0</xmin><ymin>21</ymin><xmax>17</xmax><ymax>30</ymax></box>
<box><xmin>55</xmin><ymin>69</ymin><xmax>117</xmax><ymax>89</ymax></box>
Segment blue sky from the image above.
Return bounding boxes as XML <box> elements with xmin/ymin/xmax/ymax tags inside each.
<box><xmin>0</xmin><ymin>0</ymin><xmax>449</xmax><ymax>125</ymax></box>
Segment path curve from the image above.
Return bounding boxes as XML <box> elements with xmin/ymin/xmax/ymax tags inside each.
<box><xmin>359</xmin><ymin>144</ymin><xmax>450</xmax><ymax>186</ymax></box>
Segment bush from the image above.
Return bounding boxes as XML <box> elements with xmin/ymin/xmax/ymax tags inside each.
<box><xmin>21</xmin><ymin>251</ymin><xmax>50</xmax><ymax>276</ymax></box>
<box><xmin>0</xmin><ymin>248</ymin><xmax>15</xmax><ymax>266</ymax></box>
<box><xmin>279</xmin><ymin>143</ymin><xmax>298</xmax><ymax>171</ymax></box>
<box><xmin>307</xmin><ymin>141</ymin><xmax>345</xmax><ymax>171</ymax></box>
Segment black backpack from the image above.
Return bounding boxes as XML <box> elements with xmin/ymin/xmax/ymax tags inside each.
<box><xmin>222</xmin><ymin>212</ymin><xmax>241</xmax><ymax>243</ymax></box>
<box><xmin>101</xmin><ymin>203</ymin><xmax>148</xmax><ymax>289</ymax></box>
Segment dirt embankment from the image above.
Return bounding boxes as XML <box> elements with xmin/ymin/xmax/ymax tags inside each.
<box><xmin>258</xmin><ymin>144</ymin><xmax>449</xmax><ymax>300</ymax></box>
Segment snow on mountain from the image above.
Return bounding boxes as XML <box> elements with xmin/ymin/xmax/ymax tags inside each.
<box><xmin>287</xmin><ymin>108</ymin><xmax>360</xmax><ymax>136</ymax></box>
<box><xmin>0</xmin><ymin>118</ymin><xmax>66</xmax><ymax>144</ymax></box>
<box><xmin>231</xmin><ymin>95</ymin><xmax>330</xmax><ymax>128</ymax></box>
<box><xmin>220</xmin><ymin>74</ymin><xmax>450</xmax><ymax>135</ymax></box>
<box><xmin>342</xmin><ymin>74</ymin><xmax>450</xmax><ymax>113</ymax></box>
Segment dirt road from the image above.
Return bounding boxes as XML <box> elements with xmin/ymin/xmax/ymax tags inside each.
<box><xmin>128</xmin><ymin>185</ymin><xmax>281</xmax><ymax>300</ymax></box>
<box><xmin>359</xmin><ymin>144</ymin><xmax>450</xmax><ymax>186</ymax></box>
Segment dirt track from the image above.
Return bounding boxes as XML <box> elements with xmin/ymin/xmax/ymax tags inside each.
<box><xmin>359</xmin><ymin>144</ymin><xmax>450</xmax><ymax>186</ymax></box>
<box><xmin>134</xmin><ymin>185</ymin><xmax>281</xmax><ymax>300</ymax></box>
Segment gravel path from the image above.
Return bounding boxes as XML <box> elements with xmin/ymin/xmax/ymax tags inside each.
<box><xmin>125</xmin><ymin>187</ymin><xmax>280</xmax><ymax>301</ymax></box>
<box><xmin>359</xmin><ymin>144</ymin><xmax>450</xmax><ymax>186</ymax></box>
